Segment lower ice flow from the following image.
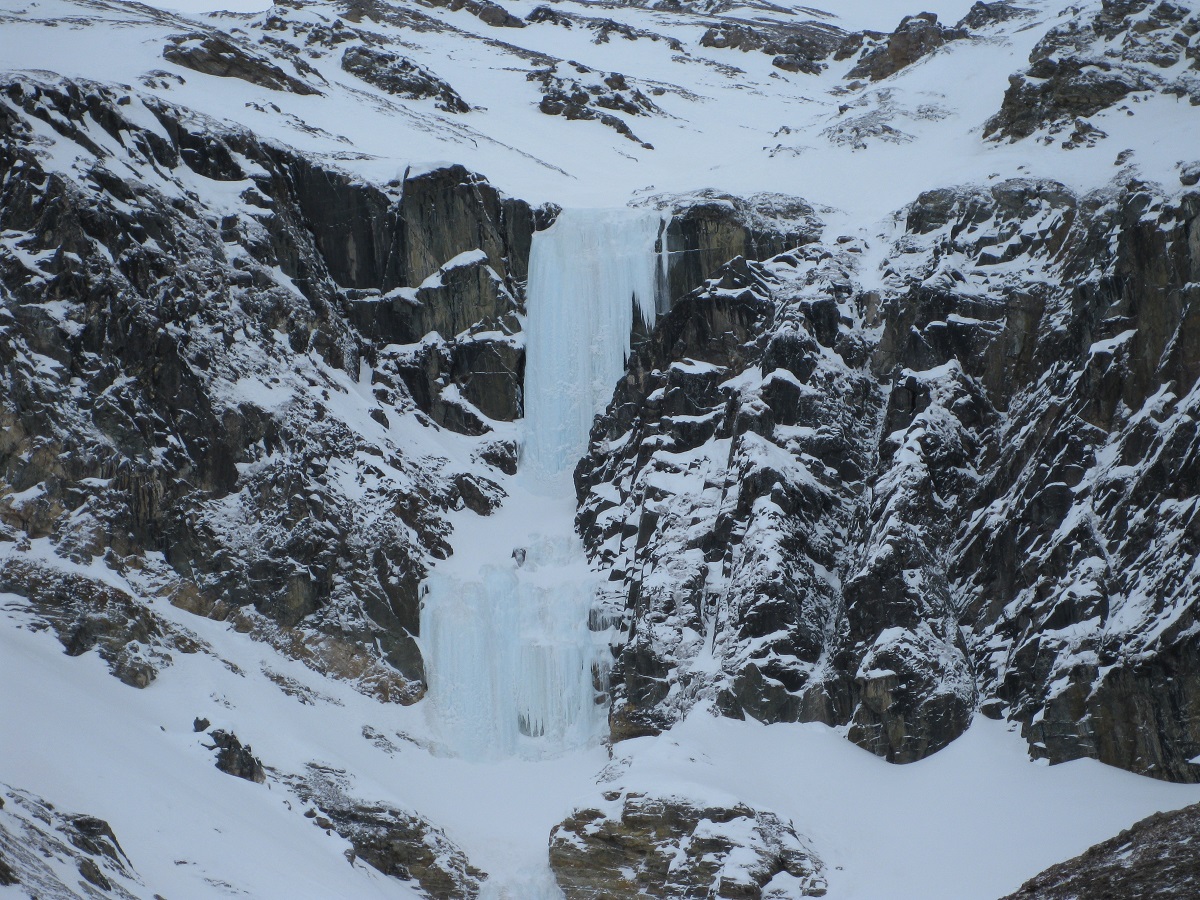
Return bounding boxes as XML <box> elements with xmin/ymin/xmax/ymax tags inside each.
<box><xmin>419</xmin><ymin>208</ymin><xmax>664</xmax><ymax>759</ymax></box>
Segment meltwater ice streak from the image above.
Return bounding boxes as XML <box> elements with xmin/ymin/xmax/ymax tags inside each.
<box><xmin>419</xmin><ymin>208</ymin><xmax>664</xmax><ymax>760</ymax></box>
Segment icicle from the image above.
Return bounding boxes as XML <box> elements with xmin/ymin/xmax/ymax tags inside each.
<box><xmin>419</xmin><ymin>207</ymin><xmax>661</xmax><ymax>760</ymax></box>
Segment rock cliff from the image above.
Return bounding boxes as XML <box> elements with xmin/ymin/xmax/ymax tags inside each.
<box><xmin>0</xmin><ymin>72</ymin><xmax>537</xmax><ymax>702</ymax></box>
<box><xmin>581</xmin><ymin>177</ymin><xmax>1200</xmax><ymax>777</ymax></box>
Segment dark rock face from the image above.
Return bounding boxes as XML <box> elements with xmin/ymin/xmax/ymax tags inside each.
<box><xmin>0</xmin><ymin>783</ymin><xmax>140</xmax><ymax>898</ymax></box>
<box><xmin>577</xmin><ymin>244</ymin><xmax>889</xmax><ymax>745</ymax></box>
<box><xmin>163</xmin><ymin>33</ymin><xmax>321</xmax><ymax>95</ymax></box>
<box><xmin>956</xmin><ymin>1</ymin><xmax>1033</xmax><ymax>31</ymax></box>
<box><xmin>422</xmin><ymin>0</ymin><xmax>526</xmax><ymax>28</ymax></box>
<box><xmin>549</xmin><ymin>792</ymin><xmax>826</xmax><ymax>899</ymax></box>
<box><xmin>651</xmin><ymin>191</ymin><xmax>823</xmax><ymax>305</ymax></box>
<box><xmin>838</xmin><ymin>13</ymin><xmax>968</xmax><ymax>82</ymax></box>
<box><xmin>1000</xmin><ymin>802</ymin><xmax>1200</xmax><ymax>899</ymax></box>
<box><xmin>531</xmin><ymin>63</ymin><xmax>660</xmax><ymax>147</ymax></box>
<box><xmin>581</xmin><ymin>178</ymin><xmax>1200</xmax><ymax>777</ymax></box>
<box><xmin>985</xmin><ymin>0</ymin><xmax>1200</xmax><ymax>142</ymax></box>
<box><xmin>340</xmin><ymin>46</ymin><xmax>469</xmax><ymax>112</ymax></box>
<box><xmin>526</xmin><ymin>5</ymin><xmax>684</xmax><ymax>50</ymax></box>
<box><xmin>0</xmin><ymin>74</ymin><xmax>536</xmax><ymax>701</ymax></box>
<box><xmin>210</xmin><ymin>730</ymin><xmax>267</xmax><ymax>783</ymax></box>
<box><xmin>699</xmin><ymin>20</ymin><xmax>847</xmax><ymax>75</ymax></box>
<box><xmin>288</xmin><ymin>765</ymin><xmax>486</xmax><ymax>898</ymax></box>
<box><xmin>0</xmin><ymin>557</ymin><xmax>205</xmax><ymax>688</ymax></box>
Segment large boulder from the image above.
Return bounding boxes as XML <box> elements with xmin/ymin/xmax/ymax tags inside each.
<box><xmin>163</xmin><ymin>32</ymin><xmax>320</xmax><ymax>94</ymax></box>
<box><xmin>549</xmin><ymin>791</ymin><xmax>826</xmax><ymax>899</ymax></box>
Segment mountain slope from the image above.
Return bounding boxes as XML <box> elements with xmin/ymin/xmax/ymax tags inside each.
<box><xmin>3</xmin><ymin>0</ymin><xmax>1200</xmax><ymax>897</ymax></box>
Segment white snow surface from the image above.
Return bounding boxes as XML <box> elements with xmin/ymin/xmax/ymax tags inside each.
<box><xmin>4</xmin><ymin>579</ymin><xmax>1200</xmax><ymax>898</ymax></box>
<box><xmin>3</xmin><ymin>0</ymin><xmax>1195</xmax><ymax>227</ymax></box>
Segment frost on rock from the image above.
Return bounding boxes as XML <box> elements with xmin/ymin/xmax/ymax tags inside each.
<box><xmin>0</xmin><ymin>72</ymin><xmax>535</xmax><ymax>703</ymax></box>
<box><xmin>984</xmin><ymin>0</ymin><xmax>1200</xmax><ymax>143</ymax></box>
<box><xmin>548</xmin><ymin>791</ymin><xmax>827</xmax><ymax>899</ymax></box>
<box><xmin>999</xmin><ymin>800</ymin><xmax>1200</xmax><ymax>899</ymax></box>
<box><xmin>582</xmin><ymin>177</ymin><xmax>1200</xmax><ymax>776</ymax></box>
<box><xmin>0</xmin><ymin>783</ymin><xmax>143</xmax><ymax>900</ymax></box>
<box><xmin>285</xmin><ymin>764</ymin><xmax>487</xmax><ymax>899</ymax></box>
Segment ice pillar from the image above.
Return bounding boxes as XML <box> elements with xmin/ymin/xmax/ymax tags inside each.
<box><xmin>419</xmin><ymin>207</ymin><xmax>662</xmax><ymax>759</ymax></box>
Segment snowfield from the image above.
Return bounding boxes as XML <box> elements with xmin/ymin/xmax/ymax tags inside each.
<box><xmin>6</xmin><ymin>575</ymin><xmax>1200</xmax><ymax>899</ymax></box>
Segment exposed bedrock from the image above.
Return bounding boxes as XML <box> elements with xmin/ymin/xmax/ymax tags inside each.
<box><xmin>549</xmin><ymin>791</ymin><xmax>827</xmax><ymax>899</ymax></box>
<box><xmin>0</xmin><ymin>74</ymin><xmax>538</xmax><ymax>700</ymax></box>
<box><xmin>581</xmin><ymin>179</ymin><xmax>1200</xmax><ymax>778</ymax></box>
<box><xmin>999</xmin><ymin>800</ymin><xmax>1200</xmax><ymax>899</ymax></box>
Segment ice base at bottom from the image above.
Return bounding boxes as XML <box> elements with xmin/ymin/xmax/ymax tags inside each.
<box><xmin>420</xmin><ymin>531</ymin><xmax>609</xmax><ymax>760</ymax></box>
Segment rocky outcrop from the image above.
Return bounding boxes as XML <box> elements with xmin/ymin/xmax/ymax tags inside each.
<box><xmin>577</xmin><ymin>242</ymin><xmax>887</xmax><ymax>744</ymax></box>
<box><xmin>289</xmin><ymin>764</ymin><xmax>486</xmax><ymax>898</ymax></box>
<box><xmin>209</xmin><ymin>730</ymin><xmax>267</xmax><ymax>783</ymax></box>
<box><xmin>699</xmin><ymin>20</ymin><xmax>847</xmax><ymax>75</ymax></box>
<box><xmin>340</xmin><ymin>46</ymin><xmax>469</xmax><ymax>112</ymax></box>
<box><xmin>838</xmin><ymin>13</ymin><xmax>968</xmax><ymax>82</ymax></box>
<box><xmin>895</xmin><ymin>181</ymin><xmax>1200</xmax><ymax>781</ymax></box>
<box><xmin>163</xmin><ymin>33</ymin><xmax>321</xmax><ymax>95</ymax></box>
<box><xmin>0</xmin><ymin>73</ymin><xmax>537</xmax><ymax>702</ymax></box>
<box><xmin>0</xmin><ymin>784</ymin><xmax>142</xmax><ymax>899</ymax></box>
<box><xmin>985</xmin><ymin>0</ymin><xmax>1200</xmax><ymax>142</ymax></box>
<box><xmin>1000</xmin><ymin>802</ymin><xmax>1200</xmax><ymax>898</ymax></box>
<box><xmin>549</xmin><ymin>791</ymin><xmax>826</xmax><ymax>899</ymax></box>
<box><xmin>531</xmin><ymin>63</ymin><xmax>660</xmax><ymax>148</ymax></box>
<box><xmin>650</xmin><ymin>191</ymin><xmax>823</xmax><ymax>304</ymax></box>
<box><xmin>957</xmin><ymin>1</ymin><xmax>1033</xmax><ymax>31</ymax></box>
<box><xmin>0</xmin><ymin>557</ymin><xmax>205</xmax><ymax>688</ymax></box>
<box><xmin>420</xmin><ymin>0</ymin><xmax>526</xmax><ymax>29</ymax></box>
<box><xmin>582</xmin><ymin>177</ymin><xmax>1200</xmax><ymax>777</ymax></box>
<box><xmin>526</xmin><ymin>6</ymin><xmax>684</xmax><ymax>50</ymax></box>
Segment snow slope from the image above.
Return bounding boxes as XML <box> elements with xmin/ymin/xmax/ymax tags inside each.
<box><xmin>6</xmin><ymin>567</ymin><xmax>1200</xmax><ymax>899</ymax></box>
<box><xmin>4</xmin><ymin>0</ymin><xmax>1194</xmax><ymax>221</ymax></box>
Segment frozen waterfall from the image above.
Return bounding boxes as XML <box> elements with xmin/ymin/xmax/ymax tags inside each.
<box><xmin>419</xmin><ymin>208</ymin><xmax>664</xmax><ymax>760</ymax></box>
<box><xmin>523</xmin><ymin>208</ymin><xmax>664</xmax><ymax>482</ymax></box>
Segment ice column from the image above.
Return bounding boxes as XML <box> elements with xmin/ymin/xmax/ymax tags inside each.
<box><xmin>419</xmin><ymin>208</ymin><xmax>663</xmax><ymax>760</ymax></box>
<box><xmin>523</xmin><ymin>208</ymin><xmax>663</xmax><ymax>480</ymax></box>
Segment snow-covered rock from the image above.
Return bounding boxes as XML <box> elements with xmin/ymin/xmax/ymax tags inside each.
<box><xmin>549</xmin><ymin>790</ymin><xmax>827</xmax><ymax>899</ymax></box>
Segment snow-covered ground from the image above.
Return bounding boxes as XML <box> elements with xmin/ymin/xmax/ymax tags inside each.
<box><xmin>4</xmin><ymin>0</ymin><xmax>1195</xmax><ymax>225</ymax></box>
<box><xmin>5</xmin><ymin>580</ymin><xmax>1200</xmax><ymax>898</ymax></box>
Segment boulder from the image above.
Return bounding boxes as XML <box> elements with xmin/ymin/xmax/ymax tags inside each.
<box><xmin>839</xmin><ymin>13</ymin><xmax>968</xmax><ymax>82</ymax></box>
<box><xmin>549</xmin><ymin>792</ymin><xmax>827</xmax><ymax>899</ymax></box>
<box><xmin>288</xmin><ymin>765</ymin><xmax>486</xmax><ymax>898</ymax></box>
<box><xmin>340</xmin><ymin>46</ymin><xmax>469</xmax><ymax>112</ymax></box>
<box><xmin>209</xmin><ymin>730</ymin><xmax>267</xmax><ymax>784</ymax></box>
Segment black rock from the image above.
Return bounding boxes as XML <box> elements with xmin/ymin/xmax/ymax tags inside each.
<box><xmin>210</xmin><ymin>730</ymin><xmax>267</xmax><ymax>784</ymax></box>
